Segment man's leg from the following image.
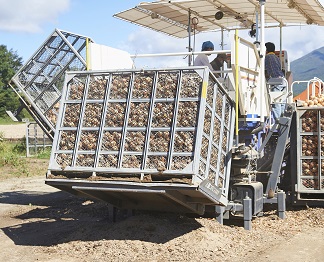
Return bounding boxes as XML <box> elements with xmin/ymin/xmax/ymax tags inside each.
<box><xmin>272</xmin><ymin>103</ymin><xmax>281</xmax><ymax>121</ymax></box>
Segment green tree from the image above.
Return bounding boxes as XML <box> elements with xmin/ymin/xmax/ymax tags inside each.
<box><xmin>0</xmin><ymin>45</ymin><xmax>23</xmax><ymax>117</ymax></box>
<box><xmin>0</xmin><ymin>45</ymin><xmax>22</xmax><ymax>89</ymax></box>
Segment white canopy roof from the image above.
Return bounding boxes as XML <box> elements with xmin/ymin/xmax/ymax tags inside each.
<box><xmin>114</xmin><ymin>0</ymin><xmax>324</xmax><ymax>38</ymax></box>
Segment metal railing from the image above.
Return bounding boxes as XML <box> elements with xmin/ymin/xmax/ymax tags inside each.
<box><xmin>26</xmin><ymin>122</ymin><xmax>52</xmax><ymax>157</ymax></box>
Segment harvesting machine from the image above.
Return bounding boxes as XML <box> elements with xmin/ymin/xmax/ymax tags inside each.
<box><xmin>10</xmin><ymin>0</ymin><xmax>324</xmax><ymax>229</ymax></box>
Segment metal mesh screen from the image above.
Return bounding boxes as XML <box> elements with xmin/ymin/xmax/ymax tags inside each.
<box><xmin>11</xmin><ymin>29</ymin><xmax>90</xmax><ymax>135</ymax></box>
<box><xmin>49</xmin><ymin>67</ymin><xmax>234</xmax><ymax>194</ymax></box>
<box><xmin>199</xmin><ymin>82</ymin><xmax>233</xmax><ymax>195</ymax></box>
<box><xmin>297</xmin><ymin>108</ymin><xmax>324</xmax><ymax>193</ymax></box>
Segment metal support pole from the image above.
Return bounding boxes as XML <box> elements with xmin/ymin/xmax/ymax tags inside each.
<box><xmin>220</xmin><ymin>28</ymin><xmax>224</xmax><ymax>50</ymax></box>
<box><xmin>277</xmin><ymin>190</ymin><xmax>286</xmax><ymax>219</ymax></box>
<box><xmin>266</xmin><ymin>115</ymin><xmax>292</xmax><ymax>195</ymax></box>
<box><xmin>255</xmin><ymin>11</ymin><xmax>259</xmax><ymax>42</ymax></box>
<box><xmin>215</xmin><ymin>206</ymin><xmax>225</xmax><ymax>224</ymax></box>
<box><xmin>188</xmin><ymin>9</ymin><xmax>192</xmax><ymax>66</ymax></box>
<box><xmin>34</xmin><ymin>123</ymin><xmax>37</xmax><ymax>154</ymax></box>
<box><xmin>243</xmin><ymin>194</ymin><xmax>252</xmax><ymax>230</ymax></box>
<box><xmin>26</xmin><ymin>124</ymin><xmax>30</xmax><ymax>157</ymax></box>
<box><xmin>234</xmin><ymin>30</ymin><xmax>239</xmax><ymax>147</ymax></box>
<box><xmin>259</xmin><ymin>0</ymin><xmax>266</xmax><ymax>123</ymax></box>
<box><xmin>108</xmin><ymin>204</ymin><xmax>117</xmax><ymax>222</ymax></box>
<box><xmin>86</xmin><ymin>37</ymin><xmax>90</xmax><ymax>70</ymax></box>
<box><xmin>280</xmin><ymin>25</ymin><xmax>283</xmax><ymax>71</ymax></box>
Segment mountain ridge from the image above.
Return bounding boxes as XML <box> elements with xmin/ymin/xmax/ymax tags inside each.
<box><xmin>290</xmin><ymin>46</ymin><xmax>324</xmax><ymax>95</ymax></box>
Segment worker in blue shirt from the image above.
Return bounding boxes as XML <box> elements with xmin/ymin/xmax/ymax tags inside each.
<box><xmin>265</xmin><ymin>42</ymin><xmax>286</xmax><ymax>121</ymax></box>
<box><xmin>265</xmin><ymin>42</ymin><xmax>284</xmax><ymax>79</ymax></box>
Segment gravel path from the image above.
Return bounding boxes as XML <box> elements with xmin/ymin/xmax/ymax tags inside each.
<box><xmin>0</xmin><ymin>124</ymin><xmax>27</xmax><ymax>139</ymax></box>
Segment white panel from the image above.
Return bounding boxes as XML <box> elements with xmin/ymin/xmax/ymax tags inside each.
<box><xmin>89</xmin><ymin>43</ymin><xmax>134</xmax><ymax>70</ymax></box>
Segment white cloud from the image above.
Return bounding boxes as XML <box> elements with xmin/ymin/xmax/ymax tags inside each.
<box><xmin>120</xmin><ymin>22</ymin><xmax>324</xmax><ymax>68</ymax></box>
<box><xmin>290</xmin><ymin>27</ymin><xmax>324</xmax><ymax>60</ymax></box>
<box><xmin>263</xmin><ymin>25</ymin><xmax>324</xmax><ymax>61</ymax></box>
<box><xmin>119</xmin><ymin>27</ymin><xmax>233</xmax><ymax>68</ymax></box>
<box><xmin>119</xmin><ymin>28</ymin><xmax>187</xmax><ymax>68</ymax></box>
<box><xmin>0</xmin><ymin>0</ymin><xmax>70</xmax><ymax>32</ymax></box>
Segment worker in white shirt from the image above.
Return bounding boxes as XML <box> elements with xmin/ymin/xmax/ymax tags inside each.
<box><xmin>193</xmin><ymin>41</ymin><xmax>215</xmax><ymax>72</ymax></box>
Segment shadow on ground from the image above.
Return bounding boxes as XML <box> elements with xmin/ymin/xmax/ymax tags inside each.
<box><xmin>1</xmin><ymin>189</ymin><xmax>203</xmax><ymax>246</ymax></box>
<box><xmin>0</xmin><ymin>190</ymin><xmax>73</xmax><ymax>206</ymax></box>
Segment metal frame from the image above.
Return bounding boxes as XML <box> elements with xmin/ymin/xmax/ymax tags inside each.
<box><xmin>45</xmin><ymin>179</ymin><xmax>212</xmax><ymax>215</ymax></box>
<box><xmin>295</xmin><ymin>107</ymin><xmax>324</xmax><ymax>199</ymax></box>
<box><xmin>26</xmin><ymin>122</ymin><xmax>52</xmax><ymax>157</ymax></box>
<box><xmin>46</xmin><ymin>66</ymin><xmax>235</xmax><ymax>210</ymax></box>
<box><xmin>10</xmin><ymin>29</ymin><xmax>93</xmax><ymax>140</ymax></box>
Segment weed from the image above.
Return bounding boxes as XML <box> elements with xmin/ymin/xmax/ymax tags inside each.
<box><xmin>35</xmin><ymin>147</ymin><xmax>52</xmax><ymax>159</ymax></box>
<box><xmin>13</xmin><ymin>138</ymin><xmax>27</xmax><ymax>154</ymax></box>
<box><xmin>0</xmin><ymin>138</ymin><xmax>30</xmax><ymax>177</ymax></box>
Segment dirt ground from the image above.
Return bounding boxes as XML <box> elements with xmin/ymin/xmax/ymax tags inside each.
<box><xmin>0</xmin><ymin>123</ymin><xmax>27</xmax><ymax>139</ymax></box>
<box><xmin>1</xmin><ymin>158</ymin><xmax>324</xmax><ymax>262</ymax></box>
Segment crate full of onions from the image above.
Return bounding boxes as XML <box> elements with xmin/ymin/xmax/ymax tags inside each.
<box><xmin>46</xmin><ymin>67</ymin><xmax>235</xmax><ymax>206</ymax></box>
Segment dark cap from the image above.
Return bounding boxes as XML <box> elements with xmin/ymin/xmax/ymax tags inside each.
<box><xmin>202</xmin><ymin>41</ymin><xmax>214</xmax><ymax>51</ymax></box>
<box><xmin>265</xmin><ymin>42</ymin><xmax>275</xmax><ymax>52</ymax></box>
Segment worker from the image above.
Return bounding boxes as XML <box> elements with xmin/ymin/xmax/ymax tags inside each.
<box><xmin>265</xmin><ymin>42</ymin><xmax>286</xmax><ymax>121</ymax></box>
<box><xmin>193</xmin><ymin>41</ymin><xmax>215</xmax><ymax>72</ymax></box>
<box><xmin>210</xmin><ymin>53</ymin><xmax>227</xmax><ymax>77</ymax></box>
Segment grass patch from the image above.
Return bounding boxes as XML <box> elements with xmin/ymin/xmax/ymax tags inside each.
<box><xmin>0</xmin><ymin>116</ymin><xmax>26</xmax><ymax>125</ymax></box>
<box><xmin>35</xmin><ymin>147</ymin><xmax>52</xmax><ymax>159</ymax></box>
<box><xmin>0</xmin><ymin>144</ymin><xmax>29</xmax><ymax>177</ymax></box>
<box><xmin>0</xmin><ymin>134</ymin><xmax>27</xmax><ymax>175</ymax></box>
<box><xmin>0</xmin><ymin>134</ymin><xmax>49</xmax><ymax>179</ymax></box>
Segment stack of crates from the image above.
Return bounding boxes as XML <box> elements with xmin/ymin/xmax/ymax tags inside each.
<box><xmin>47</xmin><ymin>67</ymin><xmax>235</xmax><ymax>205</ymax></box>
<box><xmin>296</xmin><ymin>107</ymin><xmax>324</xmax><ymax>200</ymax></box>
<box><xmin>10</xmin><ymin>29</ymin><xmax>92</xmax><ymax>139</ymax></box>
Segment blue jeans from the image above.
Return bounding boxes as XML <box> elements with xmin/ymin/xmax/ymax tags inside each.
<box><xmin>270</xmin><ymin>84</ymin><xmax>286</xmax><ymax>121</ymax></box>
<box><xmin>272</xmin><ymin>103</ymin><xmax>285</xmax><ymax>121</ymax></box>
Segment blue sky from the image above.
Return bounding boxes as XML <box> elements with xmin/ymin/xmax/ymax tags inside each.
<box><xmin>1</xmin><ymin>0</ymin><xmax>143</xmax><ymax>62</ymax></box>
<box><xmin>2</xmin><ymin>0</ymin><xmax>324</xmax><ymax>67</ymax></box>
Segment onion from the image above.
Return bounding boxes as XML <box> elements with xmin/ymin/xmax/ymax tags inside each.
<box><xmin>304</xmin><ymin>168</ymin><xmax>311</xmax><ymax>175</ymax></box>
<box><xmin>300</xmin><ymin>93</ymin><xmax>324</xmax><ymax>108</ymax></box>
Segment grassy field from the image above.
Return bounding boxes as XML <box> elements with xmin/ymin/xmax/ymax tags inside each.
<box><xmin>0</xmin><ymin>116</ymin><xmax>25</xmax><ymax>125</ymax></box>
